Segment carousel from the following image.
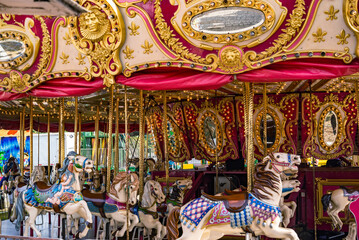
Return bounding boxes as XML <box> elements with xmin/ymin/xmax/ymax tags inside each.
<box><xmin>0</xmin><ymin>0</ymin><xmax>359</xmax><ymax>239</ymax></box>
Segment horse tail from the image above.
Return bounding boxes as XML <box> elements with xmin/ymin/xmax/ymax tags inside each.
<box><xmin>321</xmin><ymin>193</ymin><xmax>332</xmax><ymax>212</ymax></box>
<box><xmin>167</xmin><ymin>206</ymin><xmax>181</xmax><ymax>240</ymax></box>
<box><xmin>14</xmin><ymin>191</ymin><xmax>25</xmax><ymax>231</ymax></box>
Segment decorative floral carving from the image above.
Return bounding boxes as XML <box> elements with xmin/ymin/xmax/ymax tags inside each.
<box><xmin>336</xmin><ymin>29</ymin><xmax>350</xmax><ymax>45</ymax></box>
<box><xmin>128</xmin><ymin>22</ymin><xmax>140</xmax><ymax>36</ymax></box>
<box><xmin>60</xmin><ymin>52</ymin><xmax>69</xmax><ymax>64</ymax></box>
<box><xmin>141</xmin><ymin>40</ymin><xmax>153</xmax><ymax>54</ymax></box>
<box><xmin>312</xmin><ymin>28</ymin><xmax>327</xmax><ymax>42</ymax></box>
<box><xmin>123</xmin><ymin>45</ymin><xmax>134</xmax><ymax>59</ymax></box>
<box><xmin>76</xmin><ymin>53</ymin><xmax>86</xmax><ymax>65</ymax></box>
<box><xmin>1</xmin><ymin>70</ymin><xmax>30</xmax><ymax>92</ymax></box>
<box><xmin>324</xmin><ymin>5</ymin><xmax>339</xmax><ymax>21</ymax></box>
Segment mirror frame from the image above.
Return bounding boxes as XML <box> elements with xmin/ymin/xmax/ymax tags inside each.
<box><xmin>199</xmin><ymin>111</ymin><xmax>223</xmax><ymax>155</ymax></box>
<box><xmin>255</xmin><ymin>107</ymin><xmax>281</xmax><ymax>152</ymax></box>
<box><xmin>318</xmin><ymin>105</ymin><xmax>343</xmax><ymax>152</ymax></box>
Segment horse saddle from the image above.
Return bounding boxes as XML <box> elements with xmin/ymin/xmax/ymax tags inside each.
<box><xmin>223</xmin><ymin>187</ymin><xmax>247</xmax><ymax>196</ymax></box>
<box><xmin>202</xmin><ymin>192</ymin><xmax>249</xmax><ymax>213</ymax></box>
<box><xmin>35</xmin><ymin>181</ymin><xmax>56</xmax><ymax>192</ymax></box>
<box><xmin>82</xmin><ymin>189</ymin><xmax>107</xmax><ymax>218</ymax></box>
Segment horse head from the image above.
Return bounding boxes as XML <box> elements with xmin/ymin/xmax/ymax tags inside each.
<box><xmin>264</xmin><ymin>153</ymin><xmax>301</xmax><ymax>174</ymax></box>
<box><xmin>50</xmin><ymin>163</ymin><xmax>60</xmax><ymax>184</ymax></box>
<box><xmin>282</xmin><ymin>179</ymin><xmax>301</xmax><ymax>193</ymax></box>
<box><xmin>71</xmin><ymin>153</ymin><xmax>94</xmax><ymax>174</ymax></box>
<box><xmin>175</xmin><ymin>178</ymin><xmax>192</xmax><ymax>192</ymax></box>
<box><xmin>144</xmin><ymin>180</ymin><xmax>165</xmax><ymax>205</ymax></box>
<box><xmin>110</xmin><ymin>172</ymin><xmax>139</xmax><ymax>205</ymax></box>
<box><xmin>4</xmin><ymin>157</ymin><xmax>17</xmax><ymax>176</ymax></box>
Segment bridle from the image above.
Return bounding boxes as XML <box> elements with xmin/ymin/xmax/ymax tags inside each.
<box><xmin>141</xmin><ymin>183</ymin><xmax>161</xmax><ymax>210</ymax></box>
<box><xmin>74</xmin><ymin>157</ymin><xmax>89</xmax><ymax>170</ymax></box>
<box><xmin>269</xmin><ymin>153</ymin><xmax>292</xmax><ymax>174</ymax></box>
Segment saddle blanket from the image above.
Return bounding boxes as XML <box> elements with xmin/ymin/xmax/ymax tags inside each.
<box><xmin>180</xmin><ymin>197</ymin><xmax>218</xmax><ymax>231</ymax></box>
<box><xmin>205</xmin><ymin>202</ymin><xmax>230</xmax><ymax>227</ymax></box>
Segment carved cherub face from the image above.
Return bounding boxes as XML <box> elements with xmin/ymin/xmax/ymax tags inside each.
<box><xmin>84</xmin><ymin>13</ymin><xmax>100</xmax><ymax>33</ymax></box>
<box><xmin>221</xmin><ymin>48</ymin><xmax>240</xmax><ymax>66</ymax></box>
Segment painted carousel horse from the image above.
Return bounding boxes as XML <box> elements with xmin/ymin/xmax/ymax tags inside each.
<box><xmin>31</xmin><ymin>166</ymin><xmax>50</xmax><ymax>185</ymax></box>
<box><xmin>13</xmin><ymin>151</ymin><xmax>94</xmax><ymax>238</ymax></box>
<box><xmin>78</xmin><ymin>172</ymin><xmax>140</xmax><ymax>238</ymax></box>
<box><xmin>321</xmin><ymin>186</ymin><xmax>359</xmax><ymax>240</ymax></box>
<box><xmin>167</xmin><ymin>152</ymin><xmax>301</xmax><ymax>240</ymax></box>
<box><xmin>91</xmin><ymin>169</ymin><xmax>105</xmax><ymax>193</ymax></box>
<box><xmin>166</xmin><ymin>178</ymin><xmax>192</xmax><ymax>216</ymax></box>
<box><xmin>280</xmin><ymin>179</ymin><xmax>301</xmax><ymax>227</ymax></box>
<box><xmin>136</xmin><ymin>180</ymin><xmax>167</xmax><ymax>240</ymax></box>
<box><xmin>0</xmin><ymin>157</ymin><xmax>20</xmax><ymax>194</ymax></box>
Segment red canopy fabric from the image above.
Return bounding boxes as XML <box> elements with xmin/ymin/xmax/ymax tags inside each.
<box><xmin>0</xmin><ymin>59</ymin><xmax>358</xmax><ymax>101</ymax></box>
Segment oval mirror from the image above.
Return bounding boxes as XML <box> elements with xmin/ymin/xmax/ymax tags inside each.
<box><xmin>191</xmin><ymin>7</ymin><xmax>265</xmax><ymax>35</ymax></box>
<box><xmin>260</xmin><ymin>114</ymin><xmax>276</xmax><ymax>148</ymax></box>
<box><xmin>0</xmin><ymin>40</ymin><xmax>26</xmax><ymax>62</ymax></box>
<box><xmin>167</xmin><ymin>121</ymin><xmax>177</xmax><ymax>152</ymax></box>
<box><xmin>323</xmin><ymin>110</ymin><xmax>338</xmax><ymax>147</ymax></box>
<box><xmin>203</xmin><ymin>116</ymin><xmax>217</xmax><ymax>149</ymax></box>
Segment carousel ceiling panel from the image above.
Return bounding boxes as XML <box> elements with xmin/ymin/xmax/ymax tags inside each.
<box><xmin>0</xmin><ymin>0</ymin><xmax>359</xmax><ymax>94</ymax></box>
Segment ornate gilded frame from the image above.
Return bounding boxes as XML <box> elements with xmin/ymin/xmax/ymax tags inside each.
<box><xmin>198</xmin><ymin>109</ymin><xmax>223</xmax><ymax>155</ymax></box>
<box><xmin>316</xmin><ymin>178</ymin><xmax>359</xmax><ymax>224</ymax></box>
<box><xmin>254</xmin><ymin>106</ymin><xmax>282</xmax><ymax>153</ymax></box>
<box><xmin>317</xmin><ymin>105</ymin><xmax>344</xmax><ymax>152</ymax></box>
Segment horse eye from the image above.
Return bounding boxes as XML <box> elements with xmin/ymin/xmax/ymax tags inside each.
<box><xmin>276</xmin><ymin>155</ymin><xmax>280</xmax><ymax>158</ymax></box>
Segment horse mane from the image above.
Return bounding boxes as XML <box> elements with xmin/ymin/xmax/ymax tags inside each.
<box><xmin>58</xmin><ymin>151</ymin><xmax>77</xmax><ymax>176</ymax></box>
<box><xmin>110</xmin><ymin>172</ymin><xmax>139</xmax><ymax>197</ymax></box>
<box><xmin>251</xmin><ymin>159</ymin><xmax>280</xmax><ymax>200</ymax></box>
<box><xmin>169</xmin><ymin>185</ymin><xmax>181</xmax><ymax>201</ymax></box>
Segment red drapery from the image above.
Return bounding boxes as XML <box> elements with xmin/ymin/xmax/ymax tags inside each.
<box><xmin>0</xmin><ymin>59</ymin><xmax>358</xmax><ymax>101</ymax></box>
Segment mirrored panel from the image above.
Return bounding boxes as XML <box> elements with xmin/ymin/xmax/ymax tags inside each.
<box><xmin>323</xmin><ymin>111</ymin><xmax>338</xmax><ymax>147</ymax></box>
<box><xmin>167</xmin><ymin>121</ymin><xmax>177</xmax><ymax>152</ymax></box>
<box><xmin>191</xmin><ymin>7</ymin><xmax>265</xmax><ymax>35</ymax></box>
<box><xmin>260</xmin><ymin>114</ymin><xmax>276</xmax><ymax>148</ymax></box>
<box><xmin>203</xmin><ymin>116</ymin><xmax>217</xmax><ymax>149</ymax></box>
<box><xmin>0</xmin><ymin>40</ymin><xmax>26</xmax><ymax>62</ymax></box>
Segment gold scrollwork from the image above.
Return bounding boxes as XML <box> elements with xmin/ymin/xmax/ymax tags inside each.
<box><xmin>1</xmin><ymin>70</ymin><xmax>30</xmax><ymax>92</ymax></box>
<box><xmin>218</xmin><ymin>45</ymin><xmax>243</xmax><ymax>73</ymax></box>
<box><xmin>343</xmin><ymin>0</ymin><xmax>359</xmax><ymax>57</ymax></box>
<box><xmin>0</xmin><ymin>31</ymin><xmax>33</xmax><ymax>69</ymax></box>
<box><xmin>181</xmin><ymin>0</ymin><xmax>275</xmax><ymax>45</ymax></box>
<box><xmin>68</xmin><ymin>0</ymin><xmax>126</xmax><ymax>87</ymax></box>
<box><xmin>317</xmin><ymin>105</ymin><xmax>343</xmax><ymax>152</ymax></box>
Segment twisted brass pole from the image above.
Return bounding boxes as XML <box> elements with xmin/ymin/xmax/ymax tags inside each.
<box><xmin>106</xmin><ymin>85</ymin><xmax>114</xmax><ymax>193</ymax></box>
<box><xmin>95</xmin><ymin>106</ymin><xmax>100</xmax><ymax>168</ymax></box>
<box><xmin>48</xmin><ymin>113</ymin><xmax>50</xmax><ymax>178</ymax></box>
<box><xmin>78</xmin><ymin>114</ymin><xmax>81</xmax><ymax>154</ymax></box>
<box><xmin>74</xmin><ymin>97</ymin><xmax>78</xmax><ymax>153</ymax></box>
<box><xmin>163</xmin><ymin>91</ymin><xmax>169</xmax><ymax>194</ymax></box>
<box><xmin>125</xmin><ymin>86</ymin><xmax>130</xmax><ymax>240</ymax></box>
<box><xmin>263</xmin><ymin>84</ymin><xmax>267</xmax><ymax>156</ymax></box>
<box><xmin>30</xmin><ymin>96</ymin><xmax>33</xmax><ymax>174</ymax></box>
<box><xmin>245</xmin><ymin>83</ymin><xmax>254</xmax><ymax>192</ymax></box>
<box><xmin>61</xmin><ymin>98</ymin><xmax>65</xmax><ymax>163</ymax></box>
<box><xmin>139</xmin><ymin>90</ymin><xmax>145</xmax><ymax>201</ymax></box>
<box><xmin>20</xmin><ymin>108</ymin><xmax>24</xmax><ymax>175</ymax></box>
<box><xmin>115</xmin><ymin>97</ymin><xmax>120</xmax><ymax>174</ymax></box>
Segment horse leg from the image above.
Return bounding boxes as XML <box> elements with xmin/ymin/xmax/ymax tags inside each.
<box><xmin>63</xmin><ymin>202</ymin><xmax>92</xmax><ymax>239</ymax></box>
<box><xmin>327</xmin><ymin>205</ymin><xmax>338</xmax><ymax>229</ymax></box>
<box><xmin>332</xmin><ymin>209</ymin><xmax>343</xmax><ymax>230</ymax></box>
<box><xmin>28</xmin><ymin>209</ymin><xmax>41</xmax><ymax>237</ymax></box>
<box><xmin>281</xmin><ymin>205</ymin><xmax>291</xmax><ymax>228</ymax></box>
<box><xmin>257</xmin><ymin>219</ymin><xmax>299</xmax><ymax>240</ymax></box>
<box><xmin>129</xmin><ymin>213</ymin><xmax>139</xmax><ymax>231</ymax></box>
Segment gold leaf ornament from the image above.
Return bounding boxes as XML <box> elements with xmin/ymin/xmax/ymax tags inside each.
<box><xmin>1</xmin><ymin>71</ymin><xmax>30</xmax><ymax>92</ymax></box>
<box><xmin>336</xmin><ymin>29</ymin><xmax>350</xmax><ymax>45</ymax></box>
<box><xmin>141</xmin><ymin>40</ymin><xmax>153</xmax><ymax>54</ymax></box>
<box><xmin>128</xmin><ymin>22</ymin><xmax>140</xmax><ymax>36</ymax></box>
<box><xmin>123</xmin><ymin>45</ymin><xmax>134</xmax><ymax>59</ymax></box>
<box><xmin>324</xmin><ymin>5</ymin><xmax>339</xmax><ymax>21</ymax></box>
<box><xmin>312</xmin><ymin>28</ymin><xmax>327</xmax><ymax>42</ymax></box>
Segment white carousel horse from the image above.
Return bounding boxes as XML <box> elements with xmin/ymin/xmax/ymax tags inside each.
<box><xmin>13</xmin><ymin>151</ymin><xmax>94</xmax><ymax>238</ymax></box>
<box><xmin>321</xmin><ymin>187</ymin><xmax>359</xmax><ymax>240</ymax></box>
<box><xmin>166</xmin><ymin>178</ymin><xmax>192</xmax><ymax>216</ymax></box>
<box><xmin>136</xmin><ymin>180</ymin><xmax>167</xmax><ymax>240</ymax></box>
<box><xmin>73</xmin><ymin>172</ymin><xmax>140</xmax><ymax>238</ymax></box>
<box><xmin>167</xmin><ymin>152</ymin><xmax>301</xmax><ymax>240</ymax></box>
<box><xmin>280</xmin><ymin>179</ymin><xmax>301</xmax><ymax>227</ymax></box>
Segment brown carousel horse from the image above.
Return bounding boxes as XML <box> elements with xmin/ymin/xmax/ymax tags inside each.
<box><xmin>167</xmin><ymin>152</ymin><xmax>301</xmax><ymax>240</ymax></box>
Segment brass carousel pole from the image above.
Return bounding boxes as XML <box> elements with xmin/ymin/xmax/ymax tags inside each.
<box><xmin>114</xmin><ymin>97</ymin><xmax>120</xmax><ymax>174</ymax></box>
<box><xmin>59</xmin><ymin>98</ymin><xmax>64</xmax><ymax>165</ymax></box>
<box><xmin>30</xmin><ymin>96</ymin><xmax>34</xmax><ymax>174</ymax></box>
<box><xmin>78</xmin><ymin>114</ymin><xmax>82</xmax><ymax>154</ymax></box>
<box><xmin>125</xmin><ymin>86</ymin><xmax>130</xmax><ymax>240</ymax></box>
<box><xmin>61</xmin><ymin>98</ymin><xmax>65</xmax><ymax>163</ymax></box>
<box><xmin>356</xmin><ymin>82</ymin><xmax>359</xmax><ymax>152</ymax></box>
<box><xmin>163</xmin><ymin>91</ymin><xmax>169</xmax><ymax>194</ymax></box>
<box><xmin>215</xmin><ymin>91</ymin><xmax>219</xmax><ymax>194</ymax></box>
<box><xmin>95</xmin><ymin>106</ymin><xmax>100</xmax><ymax>168</ymax></box>
<box><xmin>106</xmin><ymin>85</ymin><xmax>114</xmax><ymax>193</ymax></box>
<box><xmin>244</xmin><ymin>82</ymin><xmax>254</xmax><ymax>192</ymax></box>
<box><xmin>47</xmin><ymin>113</ymin><xmax>50</xmax><ymax>177</ymax></box>
<box><xmin>74</xmin><ymin>97</ymin><xmax>78</xmax><ymax>153</ymax></box>
<box><xmin>139</xmin><ymin>90</ymin><xmax>145</xmax><ymax>201</ymax></box>
<box><xmin>263</xmin><ymin>84</ymin><xmax>267</xmax><ymax>156</ymax></box>
<box><xmin>20</xmin><ymin>108</ymin><xmax>25</xmax><ymax>175</ymax></box>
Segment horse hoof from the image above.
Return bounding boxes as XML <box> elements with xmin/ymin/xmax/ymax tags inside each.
<box><xmin>75</xmin><ymin>232</ymin><xmax>80</xmax><ymax>239</ymax></box>
<box><xmin>85</xmin><ymin>221</ymin><xmax>92</xmax><ymax>229</ymax></box>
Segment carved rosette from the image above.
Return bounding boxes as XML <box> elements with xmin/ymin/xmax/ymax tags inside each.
<box><xmin>68</xmin><ymin>0</ymin><xmax>125</xmax><ymax>87</ymax></box>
